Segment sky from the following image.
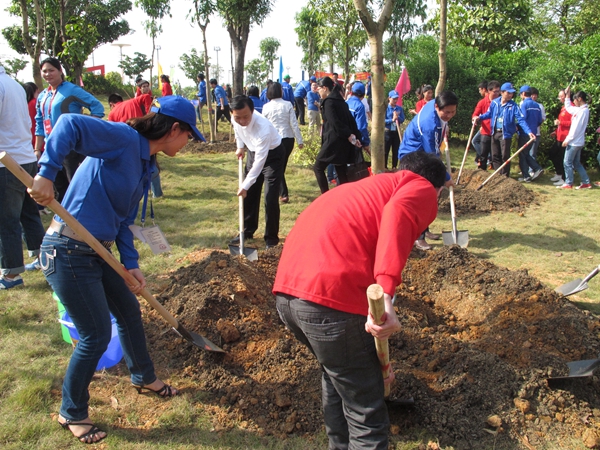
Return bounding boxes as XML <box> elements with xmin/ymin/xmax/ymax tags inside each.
<box><xmin>0</xmin><ymin>0</ymin><xmax>310</xmax><ymax>87</ymax></box>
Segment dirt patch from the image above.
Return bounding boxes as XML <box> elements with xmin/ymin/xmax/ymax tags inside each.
<box><xmin>180</xmin><ymin>131</ymin><xmax>236</xmax><ymax>154</ymax></box>
<box><xmin>437</xmin><ymin>169</ymin><xmax>539</xmax><ymax>214</ymax></box>
<box><xmin>141</xmin><ymin>246</ymin><xmax>600</xmax><ymax>448</ymax></box>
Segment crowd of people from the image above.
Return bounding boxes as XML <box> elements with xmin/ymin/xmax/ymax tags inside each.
<box><xmin>3</xmin><ymin>57</ymin><xmax>600</xmax><ymax>449</ymax></box>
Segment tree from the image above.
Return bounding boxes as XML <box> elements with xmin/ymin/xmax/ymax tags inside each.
<box><xmin>215</xmin><ymin>0</ymin><xmax>274</xmax><ymax>96</ymax></box>
<box><xmin>352</xmin><ymin>0</ymin><xmax>394</xmax><ymax>174</ymax></box>
<box><xmin>383</xmin><ymin>0</ymin><xmax>426</xmax><ymax>71</ymax></box>
<box><xmin>259</xmin><ymin>37</ymin><xmax>280</xmax><ymax>80</ymax></box>
<box><xmin>294</xmin><ymin>7</ymin><xmax>325</xmax><ymax>74</ymax></box>
<box><xmin>245</xmin><ymin>58</ymin><xmax>265</xmax><ymax>86</ymax></box>
<box><xmin>1</xmin><ymin>57</ymin><xmax>28</xmax><ymax>79</ymax></box>
<box><xmin>436</xmin><ymin>0</ymin><xmax>447</xmax><ymax>95</ymax></box>
<box><xmin>119</xmin><ymin>52</ymin><xmax>151</xmax><ymax>92</ymax></box>
<box><xmin>532</xmin><ymin>0</ymin><xmax>600</xmax><ymax>44</ymax></box>
<box><xmin>179</xmin><ymin>48</ymin><xmax>210</xmax><ymax>84</ymax></box>
<box><xmin>136</xmin><ymin>0</ymin><xmax>171</xmax><ymax>85</ymax></box>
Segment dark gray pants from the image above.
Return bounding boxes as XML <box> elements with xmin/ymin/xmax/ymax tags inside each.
<box><xmin>275</xmin><ymin>294</ymin><xmax>389</xmax><ymax>450</ymax></box>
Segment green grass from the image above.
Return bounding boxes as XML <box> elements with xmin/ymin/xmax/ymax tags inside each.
<box><xmin>1</xmin><ymin>142</ymin><xmax>599</xmax><ymax>449</ymax></box>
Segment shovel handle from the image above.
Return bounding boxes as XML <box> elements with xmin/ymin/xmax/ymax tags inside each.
<box><xmin>476</xmin><ymin>138</ymin><xmax>535</xmax><ymax>190</ymax></box>
<box><xmin>582</xmin><ymin>265</ymin><xmax>600</xmax><ymax>284</ymax></box>
<box><xmin>0</xmin><ymin>152</ymin><xmax>180</xmax><ymax>330</ymax></box>
<box><xmin>367</xmin><ymin>284</ymin><xmax>390</xmax><ymax>397</ymax></box>
<box><xmin>456</xmin><ymin>121</ymin><xmax>476</xmax><ymax>185</ymax></box>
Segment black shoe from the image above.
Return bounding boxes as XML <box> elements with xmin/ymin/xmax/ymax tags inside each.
<box><xmin>229</xmin><ymin>234</ymin><xmax>253</xmax><ymax>245</ymax></box>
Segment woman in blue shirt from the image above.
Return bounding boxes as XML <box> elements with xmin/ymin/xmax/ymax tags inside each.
<box><xmin>29</xmin><ymin>96</ymin><xmax>203</xmax><ymax>445</ymax></box>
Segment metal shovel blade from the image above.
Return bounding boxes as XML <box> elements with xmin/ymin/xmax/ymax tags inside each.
<box><xmin>228</xmin><ymin>244</ymin><xmax>258</xmax><ymax>261</ymax></box>
<box><xmin>442</xmin><ymin>230</ymin><xmax>470</xmax><ymax>248</ymax></box>
<box><xmin>549</xmin><ymin>358</ymin><xmax>600</xmax><ymax>379</ymax></box>
<box><xmin>555</xmin><ymin>279</ymin><xmax>588</xmax><ymax>297</ymax></box>
<box><xmin>174</xmin><ymin>323</ymin><xmax>225</xmax><ymax>353</ymax></box>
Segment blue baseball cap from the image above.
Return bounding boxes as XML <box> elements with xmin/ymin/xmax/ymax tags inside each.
<box><xmin>501</xmin><ymin>82</ymin><xmax>516</xmax><ymax>93</ymax></box>
<box><xmin>310</xmin><ymin>76</ymin><xmax>317</xmax><ymax>82</ymax></box>
<box><xmin>388</xmin><ymin>90</ymin><xmax>399</xmax><ymax>99</ymax></box>
<box><xmin>150</xmin><ymin>96</ymin><xmax>205</xmax><ymax>142</ymax></box>
<box><xmin>519</xmin><ymin>85</ymin><xmax>531</xmax><ymax>94</ymax></box>
<box><xmin>352</xmin><ymin>82</ymin><xmax>365</xmax><ymax>95</ymax></box>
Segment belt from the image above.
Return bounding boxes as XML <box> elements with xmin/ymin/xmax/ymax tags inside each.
<box><xmin>49</xmin><ymin>219</ymin><xmax>114</xmax><ymax>250</ymax></box>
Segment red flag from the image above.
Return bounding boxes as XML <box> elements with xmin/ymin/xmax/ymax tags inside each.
<box><xmin>395</xmin><ymin>66</ymin><xmax>411</xmax><ymax>106</ymax></box>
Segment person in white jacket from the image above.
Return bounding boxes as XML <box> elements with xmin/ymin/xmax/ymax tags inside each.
<box><xmin>261</xmin><ymin>82</ymin><xmax>304</xmax><ymax>203</ymax></box>
<box><xmin>558</xmin><ymin>87</ymin><xmax>591</xmax><ymax>189</ymax></box>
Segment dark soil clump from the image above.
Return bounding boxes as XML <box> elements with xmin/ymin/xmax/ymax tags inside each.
<box><xmin>143</xmin><ymin>246</ymin><xmax>600</xmax><ymax>448</ymax></box>
<box><xmin>438</xmin><ymin>169</ymin><xmax>538</xmax><ymax>214</ymax></box>
<box><xmin>180</xmin><ymin>131</ymin><xmax>236</xmax><ymax>154</ymax></box>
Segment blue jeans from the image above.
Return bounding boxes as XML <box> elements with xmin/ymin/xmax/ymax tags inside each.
<box><xmin>0</xmin><ymin>163</ymin><xmax>45</xmax><ymax>275</ymax></box>
<box><xmin>276</xmin><ymin>295</ymin><xmax>389</xmax><ymax>450</ymax></box>
<box><xmin>472</xmin><ymin>130</ymin><xmax>482</xmax><ymax>157</ymax></box>
<box><xmin>40</xmin><ymin>233</ymin><xmax>157</xmax><ymax>421</ymax></box>
<box><xmin>563</xmin><ymin>144</ymin><xmax>589</xmax><ymax>186</ymax></box>
<box><xmin>518</xmin><ymin>134</ymin><xmax>542</xmax><ymax>177</ymax></box>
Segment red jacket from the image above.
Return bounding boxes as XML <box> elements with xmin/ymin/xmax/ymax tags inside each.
<box><xmin>108</xmin><ymin>95</ymin><xmax>153</xmax><ymax>123</ymax></box>
<box><xmin>273</xmin><ymin>171</ymin><xmax>438</xmax><ymax>316</ymax></box>
<box><xmin>473</xmin><ymin>96</ymin><xmax>492</xmax><ymax>136</ymax></box>
<box><xmin>415</xmin><ymin>98</ymin><xmax>429</xmax><ymax>113</ymax></box>
<box><xmin>556</xmin><ymin>106</ymin><xmax>572</xmax><ymax>142</ymax></box>
<box><xmin>162</xmin><ymin>82</ymin><xmax>173</xmax><ymax>97</ymax></box>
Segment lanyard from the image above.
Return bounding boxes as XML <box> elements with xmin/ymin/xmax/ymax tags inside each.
<box><xmin>41</xmin><ymin>86</ymin><xmax>58</xmax><ymax>123</ymax></box>
<box><xmin>139</xmin><ymin>159</ymin><xmax>154</xmax><ymax>227</ymax></box>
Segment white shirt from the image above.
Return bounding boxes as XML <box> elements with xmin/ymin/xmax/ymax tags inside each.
<box><xmin>0</xmin><ymin>66</ymin><xmax>37</xmax><ymax>167</ymax></box>
<box><xmin>361</xmin><ymin>97</ymin><xmax>370</xmax><ymax>114</ymax></box>
<box><xmin>261</xmin><ymin>98</ymin><xmax>303</xmax><ymax>143</ymax></box>
<box><xmin>564</xmin><ymin>98</ymin><xmax>589</xmax><ymax>147</ymax></box>
<box><xmin>234</xmin><ymin>111</ymin><xmax>282</xmax><ymax>191</ymax></box>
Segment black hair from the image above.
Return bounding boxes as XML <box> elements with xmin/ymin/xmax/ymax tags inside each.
<box><xmin>127</xmin><ymin>112</ymin><xmax>192</xmax><ymax>141</ymax></box>
<box><xmin>230</xmin><ymin>95</ymin><xmax>254</xmax><ymax>113</ymax></box>
<box><xmin>40</xmin><ymin>57</ymin><xmax>65</xmax><ymax>81</ymax></box>
<box><xmin>574</xmin><ymin>91</ymin><xmax>587</xmax><ymax>102</ymax></box>
<box><xmin>332</xmin><ymin>72</ymin><xmax>338</xmax><ymax>77</ymax></box>
<box><xmin>522</xmin><ymin>89</ymin><xmax>532</xmax><ymax>97</ymax></box>
<box><xmin>267</xmin><ymin>82</ymin><xmax>283</xmax><ymax>100</ymax></box>
<box><xmin>24</xmin><ymin>82</ymin><xmax>38</xmax><ymax>103</ymax></box>
<box><xmin>398</xmin><ymin>151</ymin><xmax>447</xmax><ymax>188</ymax></box>
<box><xmin>422</xmin><ymin>84</ymin><xmax>434</xmax><ymax>93</ymax></box>
<box><xmin>247</xmin><ymin>85</ymin><xmax>259</xmax><ymax>97</ymax></box>
<box><xmin>487</xmin><ymin>80</ymin><xmax>500</xmax><ymax>90</ymax></box>
<box><xmin>318</xmin><ymin>76</ymin><xmax>334</xmax><ymax>90</ymax></box>
<box><xmin>108</xmin><ymin>93</ymin><xmax>123</xmax><ymax>104</ymax></box>
<box><xmin>197</xmin><ymin>73</ymin><xmax>205</xmax><ymax>80</ymax></box>
<box><xmin>209</xmin><ymin>78</ymin><xmax>218</xmax><ymax>85</ymax></box>
<box><xmin>478</xmin><ymin>80</ymin><xmax>488</xmax><ymax>90</ymax></box>
<box><xmin>160</xmin><ymin>74</ymin><xmax>170</xmax><ymax>83</ymax></box>
<box><xmin>435</xmin><ymin>91</ymin><xmax>459</xmax><ymax>109</ymax></box>
<box><xmin>138</xmin><ymin>79</ymin><xmax>149</xmax><ymax>87</ymax></box>
<box><xmin>530</xmin><ymin>87</ymin><xmax>539</xmax><ymax>96</ymax></box>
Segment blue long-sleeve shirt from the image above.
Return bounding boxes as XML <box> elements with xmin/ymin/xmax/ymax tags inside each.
<box><xmin>346</xmin><ymin>95</ymin><xmax>370</xmax><ymax>146</ymax></box>
<box><xmin>479</xmin><ymin>97</ymin><xmax>532</xmax><ymax>139</ymax></box>
<box><xmin>249</xmin><ymin>95</ymin><xmax>264</xmax><ymax>114</ymax></box>
<box><xmin>197</xmin><ymin>80</ymin><xmax>207</xmax><ymax>104</ymax></box>
<box><xmin>385</xmin><ymin>104</ymin><xmax>405</xmax><ymax>131</ymax></box>
<box><xmin>38</xmin><ymin>114</ymin><xmax>155</xmax><ymax>269</ymax></box>
<box><xmin>294</xmin><ymin>80</ymin><xmax>311</xmax><ymax>99</ymax></box>
<box><xmin>260</xmin><ymin>87</ymin><xmax>269</xmax><ymax>105</ymax></box>
<box><xmin>520</xmin><ymin>97</ymin><xmax>543</xmax><ymax>136</ymax></box>
<box><xmin>213</xmin><ymin>85</ymin><xmax>229</xmax><ymax>106</ymax></box>
<box><xmin>35</xmin><ymin>81</ymin><xmax>104</xmax><ymax>137</ymax></box>
<box><xmin>307</xmin><ymin>91</ymin><xmax>320</xmax><ymax>111</ymax></box>
<box><xmin>281</xmin><ymin>81</ymin><xmax>295</xmax><ymax>106</ymax></box>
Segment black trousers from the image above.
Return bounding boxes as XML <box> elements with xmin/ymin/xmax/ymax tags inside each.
<box><xmin>244</xmin><ymin>144</ymin><xmax>284</xmax><ymax>246</ymax></box>
<box><xmin>295</xmin><ymin>97</ymin><xmax>306</xmax><ymax>125</ymax></box>
<box><xmin>479</xmin><ymin>134</ymin><xmax>492</xmax><ymax>170</ymax></box>
<box><xmin>549</xmin><ymin>140</ymin><xmax>565</xmax><ymax>177</ymax></box>
<box><xmin>384</xmin><ymin>130</ymin><xmax>400</xmax><ymax>169</ymax></box>
<box><xmin>279</xmin><ymin>137</ymin><xmax>295</xmax><ymax>199</ymax></box>
<box><xmin>216</xmin><ymin>105</ymin><xmax>231</xmax><ymax>128</ymax></box>
<box><xmin>55</xmin><ymin>151</ymin><xmax>86</xmax><ymax>202</ymax></box>
<box><xmin>313</xmin><ymin>160</ymin><xmax>348</xmax><ymax>194</ymax></box>
<box><xmin>491</xmin><ymin>131</ymin><xmax>512</xmax><ymax>176</ymax></box>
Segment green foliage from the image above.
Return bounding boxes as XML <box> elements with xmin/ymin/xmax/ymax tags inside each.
<box><xmin>81</xmin><ymin>72</ymin><xmax>129</xmax><ymax>96</ymax></box>
<box><xmin>384</xmin><ymin>0</ymin><xmax>427</xmax><ymax>71</ymax></box>
<box><xmin>292</xmin><ymin>130</ymin><xmax>321</xmax><ymax>166</ymax></box>
<box><xmin>0</xmin><ymin>57</ymin><xmax>28</xmax><ymax>79</ymax></box>
<box><xmin>259</xmin><ymin>37</ymin><xmax>280</xmax><ymax>80</ymax></box>
<box><xmin>245</xmin><ymin>58</ymin><xmax>266</xmax><ymax>86</ymax></box>
<box><xmin>294</xmin><ymin>7</ymin><xmax>325</xmax><ymax>74</ymax></box>
<box><xmin>119</xmin><ymin>52</ymin><xmax>151</xmax><ymax>86</ymax></box>
<box><xmin>179</xmin><ymin>48</ymin><xmax>209</xmax><ymax>84</ymax></box>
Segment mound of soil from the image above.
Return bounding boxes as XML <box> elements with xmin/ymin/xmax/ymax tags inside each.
<box><xmin>144</xmin><ymin>247</ymin><xmax>600</xmax><ymax>448</ymax></box>
<box><xmin>180</xmin><ymin>131</ymin><xmax>236</xmax><ymax>154</ymax></box>
<box><xmin>438</xmin><ymin>169</ymin><xmax>538</xmax><ymax>214</ymax></box>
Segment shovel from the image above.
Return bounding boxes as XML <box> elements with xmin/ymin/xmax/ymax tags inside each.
<box><xmin>476</xmin><ymin>138</ymin><xmax>535</xmax><ymax>190</ymax></box>
<box><xmin>548</xmin><ymin>355</ymin><xmax>600</xmax><ymax>379</ymax></box>
<box><xmin>555</xmin><ymin>264</ymin><xmax>600</xmax><ymax>296</ymax></box>
<box><xmin>441</xmin><ymin>140</ymin><xmax>469</xmax><ymax>247</ymax></box>
<box><xmin>456</xmin><ymin>121</ymin><xmax>477</xmax><ymax>185</ymax></box>
<box><xmin>0</xmin><ymin>152</ymin><xmax>224</xmax><ymax>353</ymax></box>
<box><xmin>228</xmin><ymin>157</ymin><xmax>258</xmax><ymax>261</ymax></box>
<box><xmin>366</xmin><ymin>284</ymin><xmax>391</xmax><ymax>397</ymax></box>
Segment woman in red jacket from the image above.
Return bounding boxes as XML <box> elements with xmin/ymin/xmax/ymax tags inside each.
<box><xmin>160</xmin><ymin>75</ymin><xmax>173</xmax><ymax>97</ymax></box>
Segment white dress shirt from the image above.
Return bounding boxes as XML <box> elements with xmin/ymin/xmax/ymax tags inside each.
<box><xmin>261</xmin><ymin>98</ymin><xmax>303</xmax><ymax>144</ymax></box>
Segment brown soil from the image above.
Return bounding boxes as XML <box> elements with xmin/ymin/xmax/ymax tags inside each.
<box><xmin>438</xmin><ymin>169</ymin><xmax>538</xmax><ymax>214</ymax></box>
<box><xmin>180</xmin><ymin>131</ymin><xmax>236</xmax><ymax>154</ymax></box>
<box><xmin>137</xmin><ymin>245</ymin><xmax>600</xmax><ymax>449</ymax></box>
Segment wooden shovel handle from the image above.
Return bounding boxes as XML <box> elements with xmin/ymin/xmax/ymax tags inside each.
<box><xmin>367</xmin><ymin>284</ymin><xmax>391</xmax><ymax>397</ymax></box>
<box><xmin>0</xmin><ymin>152</ymin><xmax>180</xmax><ymax>329</ymax></box>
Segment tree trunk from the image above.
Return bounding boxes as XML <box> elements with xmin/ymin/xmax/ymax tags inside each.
<box><xmin>200</xmin><ymin>23</ymin><xmax>216</xmax><ymax>143</ymax></box>
<box><xmin>436</xmin><ymin>0</ymin><xmax>448</xmax><ymax>96</ymax></box>
<box><xmin>19</xmin><ymin>0</ymin><xmax>45</xmax><ymax>89</ymax></box>
<box><xmin>227</xmin><ymin>24</ymin><xmax>249</xmax><ymax>96</ymax></box>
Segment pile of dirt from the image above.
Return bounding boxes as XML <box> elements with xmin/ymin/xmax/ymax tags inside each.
<box><xmin>144</xmin><ymin>247</ymin><xmax>600</xmax><ymax>448</ymax></box>
<box><xmin>180</xmin><ymin>131</ymin><xmax>236</xmax><ymax>154</ymax></box>
<box><xmin>437</xmin><ymin>169</ymin><xmax>538</xmax><ymax>214</ymax></box>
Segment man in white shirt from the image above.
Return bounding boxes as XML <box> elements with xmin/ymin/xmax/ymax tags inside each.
<box><xmin>229</xmin><ymin>95</ymin><xmax>285</xmax><ymax>248</ymax></box>
<box><xmin>558</xmin><ymin>87</ymin><xmax>591</xmax><ymax>190</ymax></box>
<box><xmin>0</xmin><ymin>65</ymin><xmax>46</xmax><ymax>289</ymax></box>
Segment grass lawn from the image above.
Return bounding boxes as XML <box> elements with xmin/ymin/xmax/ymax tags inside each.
<box><xmin>1</xmin><ymin>140</ymin><xmax>599</xmax><ymax>449</ymax></box>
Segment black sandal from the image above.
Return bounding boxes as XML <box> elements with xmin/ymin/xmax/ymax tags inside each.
<box><xmin>59</xmin><ymin>419</ymin><xmax>107</xmax><ymax>444</ymax></box>
<box><xmin>132</xmin><ymin>383</ymin><xmax>179</xmax><ymax>398</ymax></box>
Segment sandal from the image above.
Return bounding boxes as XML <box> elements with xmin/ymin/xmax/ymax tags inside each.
<box><xmin>59</xmin><ymin>419</ymin><xmax>107</xmax><ymax>444</ymax></box>
<box><xmin>132</xmin><ymin>382</ymin><xmax>179</xmax><ymax>398</ymax></box>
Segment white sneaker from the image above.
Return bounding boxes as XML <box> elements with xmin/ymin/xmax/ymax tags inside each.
<box><xmin>531</xmin><ymin>169</ymin><xmax>544</xmax><ymax>181</ymax></box>
<box><xmin>550</xmin><ymin>174</ymin><xmax>562</xmax><ymax>182</ymax></box>
<box><xmin>553</xmin><ymin>178</ymin><xmax>565</xmax><ymax>186</ymax></box>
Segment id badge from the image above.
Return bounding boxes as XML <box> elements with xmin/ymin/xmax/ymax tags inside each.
<box><xmin>44</xmin><ymin>118</ymin><xmax>53</xmax><ymax>135</ymax></box>
<box><xmin>130</xmin><ymin>224</ymin><xmax>171</xmax><ymax>254</ymax></box>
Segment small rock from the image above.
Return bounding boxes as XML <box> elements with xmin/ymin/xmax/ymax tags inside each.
<box><xmin>529</xmin><ymin>294</ymin><xmax>539</xmax><ymax>302</ymax></box>
<box><xmin>582</xmin><ymin>429</ymin><xmax>600</xmax><ymax>448</ymax></box>
<box><xmin>555</xmin><ymin>252</ymin><xmax>563</xmax><ymax>257</ymax></box>
<box><xmin>275</xmin><ymin>391</ymin><xmax>292</xmax><ymax>408</ymax></box>
<box><xmin>515</xmin><ymin>398</ymin><xmax>531</xmax><ymax>413</ymax></box>
<box><xmin>390</xmin><ymin>424</ymin><xmax>400</xmax><ymax>435</ymax></box>
<box><xmin>487</xmin><ymin>415</ymin><xmax>502</xmax><ymax>428</ymax></box>
<box><xmin>216</xmin><ymin>319</ymin><xmax>240</xmax><ymax>343</ymax></box>
<box><xmin>555</xmin><ymin>413</ymin><xmax>564</xmax><ymax>422</ymax></box>
<box><xmin>523</xmin><ymin>340</ymin><xmax>533</xmax><ymax>349</ymax></box>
